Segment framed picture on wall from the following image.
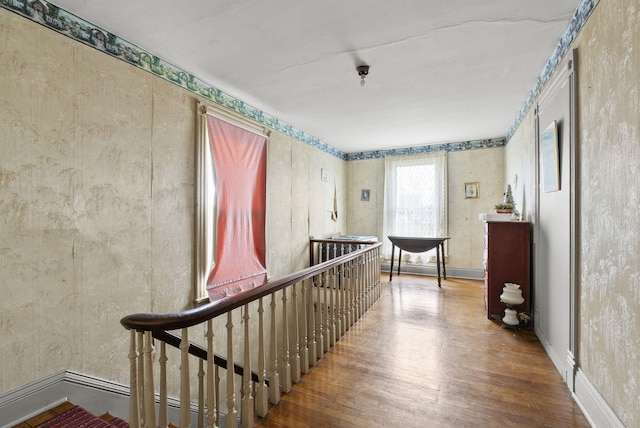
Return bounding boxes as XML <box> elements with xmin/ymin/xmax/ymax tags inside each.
<box><xmin>361</xmin><ymin>189</ymin><xmax>370</xmax><ymax>201</ymax></box>
<box><xmin>540</xmin><ymin>121</ymin><xmax>560</xmax><ymax>192</ymax></box>
<box><xmin>464</xmin><ymin>182</ymin><xmax>479</xmax><ymax>199</ymax></box>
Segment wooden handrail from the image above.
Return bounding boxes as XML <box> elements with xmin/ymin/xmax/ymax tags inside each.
<box><xmin>121</xmin><ymin>242</ymin><xmax>381</xmax><ymax>332</ymax></box>
<box><xmin>309</xmin><ymin>238</ymin><xmax>378</xmax><ymax>244</ymax></box>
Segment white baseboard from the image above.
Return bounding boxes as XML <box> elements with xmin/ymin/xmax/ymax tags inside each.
<box><xmin>0</xmin><ymin>370</ymin><xmax>206</xmax><ymax>428</ymax></box>
<box><xmin>381</xmin><ymin>263</ymin><xmax>484</xmax><ymax>280</ymax></box>
<box><xmin>573</xmin><ymin>368</ymin><xmax>625</xmax><ymax>428</ymax></box>
<box><xmin>535</xmin><ymin>327</ymin><xmax>625</xmax><ymax>428</ymax></box>
<box><xmin>536</xmin><ymin>320</ymin><xmax>624</xmax><ymax>428</ymax></box>
<box><xmin>535</xmin><ymin>326</ymin><xmax>569</xmax><ymax>384</ymax></box>
<box><xmin>1</xmin><ymin>397</ymin><xmax>69</xmax><ymax>428</ymax></box>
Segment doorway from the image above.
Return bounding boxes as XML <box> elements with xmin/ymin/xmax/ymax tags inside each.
<box><xmin>534</xmin><ymin>49</ymin><xmax>578</xmax><ymax>389</ymax></box>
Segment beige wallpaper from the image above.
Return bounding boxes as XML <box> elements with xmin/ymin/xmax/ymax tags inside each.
<box><xmin>267</xmin><ymin>130</ymin><xmax>347</xmax><ymax>278</ymax></box>
<box><xmin>346</xmin><ymin>158</ymin><xmax>384</xmax><ymax>238</ymax></box>
<box><xmin>447</xmin><ymin>148</ymin><xmax>505</xmax><ymax>269</ymax></box>
<box><xmin>0</xmin><ymin>8</ymin><xmax>345</xmax><ymax>395</ymax></box>
<box><xmin>505</xmin><ymin>0</ymin><xmax>640</xmax><ymax>425</ymax></box>
<box><xmin>576</xmin><ymin>0</ymin><xmax>639</xmax><ymax>424</ymax></box>
<box><xmin>504</xmin><ymin>109</ymin><xmax>536</xmax><ymax>224</ymax></box>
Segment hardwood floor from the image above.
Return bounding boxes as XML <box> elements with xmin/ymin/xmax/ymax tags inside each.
<box><xmin>255</xmin><ymin>275</ymin><xmax>590</xmax><ymax>428</ymax></box>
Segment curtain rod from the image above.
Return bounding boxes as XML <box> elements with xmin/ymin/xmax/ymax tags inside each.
<box><xmin>198</xmin><ymin>101</ymin><xmax>270</xmax><ymax>139</ymax></box>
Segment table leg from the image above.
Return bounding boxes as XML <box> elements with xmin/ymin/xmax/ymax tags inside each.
<box><xmin>441</xmin><ymin>242</ymin><xmax>447</xmax><ymax>280</ymax></box>
<box><xmin>389</xmin><ymin>244</ymin><xmax>395</xmax><ymax>281</ymax></box>
<box><xmin>397</xmin><ymin>249</ymin><xmax>402</xmax><ymax>276</ymax></box>
<box><xmin>436</xmin><ymin>245</ymin><xmax>442</xmax><ymax>287</ymax></box>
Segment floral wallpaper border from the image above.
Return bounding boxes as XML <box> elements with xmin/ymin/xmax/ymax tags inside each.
<box><xmin>505</xmin><ymin>0</ymin><xmax>599</xmax><ymax>141</ymax></box>
<box><xmin>345</xmin><ymin>137</ymin><xmax>506</xmax><ymax>161</ymax></box>
<box><xmin>2</xmin><ymin>0</ymin><xmax>597</xmax><ymax>159</ymax></box>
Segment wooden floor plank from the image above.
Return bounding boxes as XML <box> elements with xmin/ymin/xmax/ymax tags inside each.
<box><xmin>255</xmin><ymin>275</ymin><xmax>590</xmax><ymax>428</ymax></box>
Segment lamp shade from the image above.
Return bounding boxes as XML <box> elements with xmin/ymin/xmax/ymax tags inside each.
<box><xmin>500</xmin><ymin>283</ymin><xmax>524</xmax><ymax>305</ymax></box>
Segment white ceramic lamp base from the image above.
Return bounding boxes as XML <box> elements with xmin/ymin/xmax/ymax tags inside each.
<box><xmin>502</xmin><ymin>308</ymin><xmax>520</xmax><ymax>326</ymax></box>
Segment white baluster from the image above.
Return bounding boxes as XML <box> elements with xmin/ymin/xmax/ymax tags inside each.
<box><xmin>356</xmin><ymin>260</ymin><xmax>363</xmax><ymax>321</ymax></box>
<box><xmin>291</xmin><ymin>283</ymin><xmax>301</xmax><ymax>383</ymax></box>
<box><xmin>376</xmin><ymin>250</ymin><xmax>381</xmax><ymax>296</ymax></box>
<box><xmin>365</xmin><ymin>252</ymin><xmax>372</xmax><ymax>308</ymax></box>
<box><xmin>376</xmin><ymin>247</ymin><xmax>382</xmax><ymax>300</ymax></box>
<box><xmin>360</xmin><ymin>257</ymin><xmax>366</xmax><ymax>312</ymax></box>
<box><xmin>300</xmin><ymin>280</ymin><xmax>310</xmax><ymax>373</ymax></box>
<box><xmin>142</xmin><ymin>331</ymin><xmax>156</xmax><ymax>428</ymax></box>
<box><xmin>364</xmin><ymin>255</ymin><xmax>371</xmax><ymax>310</ymax></box>
<box><xmin>206</xmin><ymin>319</ymin><xmax>218</xmax><ymax>428</ymax></box>
<box><xmin>256</xmin><ymin>298</ymin><xmax>269</xmax><ymax>417</ymax></box>
<box><xmin>352</xmin><ymin>261</ymin><xmax>359</xmax><ymax>324</ymax></box>
<box><xmin>241</xmin><ymin>304</ymin><xmax>254</xmax><ymax>428</ymax></box>
<box><xmin>159</xmin><ymin>342</ymin><xmax>168</xmax><ymax>428</ymax></box>
<box><xmin>334</xmin><ymin>264</ymin><xmax>345</xmax><ymax>341</ymax></box>
<box><xmin>214</xmin><ymin>366</ymin><xmax>221</xmax><ymax>426</ymax></box>
<box><xmin>340</xmin><ymin>263</ymin><xmax>348</xmax><ymax>336</ymax></box>
<box><xmin>323</xmin><ymin>272</ymin><xmax>331</xmax><ymax>352</ymax></box>
<box><xmin>137</xmin><ymin>332</ymin><xmax>145</xmax><ymax>427</ymax></box>
<box><xmin>269</xmin><ymin>293</ymin><xmax>280</xmax><ymax>404</ymax></box>
<box><xmin>345</xmin><ymin>262</ymin><xmax>353</xmax><ymax>330</ymax></box>
<box><xmin>308</xmin><ymin>277</ymin><xmax>318</xmax><ymax>365</ymax></box>
<box><xmin>281</xmin><ymin>289</ymin><xmax>292</xmax><ymax>393</ymax></box>
<box><xmin>370</xmin><ymin>252</ymin><xmax>377</xmax><ymax>306</ymax></box>
<box><xmin>226</xmin><ymin>312</ymin><xmax>238</xmax><ymax>424</ymax></box>
<box><xmin>329</xmin><ymin>267</ymin><xmax>336</xmax><ymax>347</ymax></box>
<box><xmin>214</xmin><ymin>366</ymin><xmax>222</xmax><ymax>423</ymax></box>
<box><xmin>365</xmin><ymin>256</ymin><xmax>370</xmax><ymax>310</ymax></box>
<box><xmin>198</xmin><ymin>359</ymin><xmax>205</xmax><ymax>428</ymax></box>
<box><xmin>316</xmin><ymin>273</ymin><xmax>324</xmax><ymax>357</ymax></box>
<box><xmin>128</xmin><ymin>330</ymin><xmax>140</xmax><ymax>428</ymax></box>
<box><xmin>361</xmin><ymin>255</ymin><xmax>368</xmax><ymax>311</ymax></box>
<box><xmin>179</xmin><ymin>328</ymin><xmax>191</xmax><ymax>428</ymax></box>
<box><xmin>366</xmin><ymin>255</ymin><xmax>373</xmax><ymax>309</ymax></box>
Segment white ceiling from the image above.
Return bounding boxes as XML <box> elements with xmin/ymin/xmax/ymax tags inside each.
<box><xmin>50</xmin><ymin>0</ymin><xmax>582</xmax><ymax>154</ymax></box>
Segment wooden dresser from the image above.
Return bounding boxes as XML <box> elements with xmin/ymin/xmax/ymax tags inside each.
<box><xmin>483</xmin><ymin>221</ymin><xmax>531</xmax><ymax>320</ymax></box>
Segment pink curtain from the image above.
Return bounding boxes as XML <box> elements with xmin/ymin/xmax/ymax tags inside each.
<box><xmin>206</xmin><ymin>115</ymin><xmax>267</xmax><ymax>301</ymax></box>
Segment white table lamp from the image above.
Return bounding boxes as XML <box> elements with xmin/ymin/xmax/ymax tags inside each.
<box><xmin>500</xmin><ymin>283</ymin><xmax>524</xmax><ymax>326</ymax></box>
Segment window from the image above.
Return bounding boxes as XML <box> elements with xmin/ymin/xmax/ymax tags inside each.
<box><xmin>382</xmin><ymin>152</ymin><xmax>447</xmax><ymax>263</ymax></box>
<box><xmin>195</xmin><ymin>101</ymin><xmax>269</xmax><ymax>303</ymax></box>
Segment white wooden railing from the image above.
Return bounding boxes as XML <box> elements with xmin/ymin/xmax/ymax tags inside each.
<box><xmin>120</xmin><ymin>242</ymin><xmax>381</xmax><ymax>428</ymax></box>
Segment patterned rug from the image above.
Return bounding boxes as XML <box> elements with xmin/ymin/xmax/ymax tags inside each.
<box><xmin>34</xmin><ymin>405</ymin><xmax>128</xmax><ymax>428</ymax></box>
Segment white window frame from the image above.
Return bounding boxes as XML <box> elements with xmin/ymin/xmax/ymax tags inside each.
<box><xmin>194</xmin><ymin>101</ymin><xmax>269</xmax><ymax>303</ymax></box>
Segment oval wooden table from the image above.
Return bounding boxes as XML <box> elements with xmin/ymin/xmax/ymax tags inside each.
<box><xmin>387</xmin><ymin>236</ymin><xmax>450</xmax><ymax>286</ymax></box>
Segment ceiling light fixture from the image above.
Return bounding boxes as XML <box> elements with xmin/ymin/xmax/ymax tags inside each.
<box><xmin>356</xmin><ymin>65</ymin><xmax>370</xmax><ymax>86</ymax></box>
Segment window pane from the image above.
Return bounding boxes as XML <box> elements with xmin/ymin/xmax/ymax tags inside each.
<box><xmin>394</xmin><ymin>164</ymin><xmax>438</xmax><ymax>236</ymax></box>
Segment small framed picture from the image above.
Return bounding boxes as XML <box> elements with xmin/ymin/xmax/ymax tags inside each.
<box><xmin>464</xmin><ymin>182</ymin><xmax>479</xmax><ymax>199</ymax></box>
<box><xmin>360</xmin><ymin>189</ymin><xmax>370</xmax><ymax>202</ymax></box>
